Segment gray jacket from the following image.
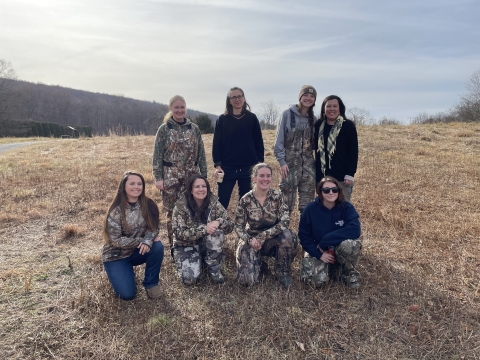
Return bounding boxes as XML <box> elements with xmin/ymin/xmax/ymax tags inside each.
<box><xmin>273</xmin><ymin>104</ymin><xmax>316</xmax><ymax>167</ymax></box>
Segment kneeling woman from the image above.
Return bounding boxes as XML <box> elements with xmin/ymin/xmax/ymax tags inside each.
<box><xmin>299</xmin><ymin>176</ymin><xmax>362</xmax><ymax>288</ymax></box>
<box><xmin>235</xmin><ymin>163</ymin><xmax>297</xmax><ymax>288</ymax></box>
<box><xmin>102</xmin><ymin>171</ymin><xmax>165</xmax><ymax>300</ymax></box>
<box><xmin>172</xmin><ymin>175</ymin><xmax>234</xmax><ymax>285</ymax></box>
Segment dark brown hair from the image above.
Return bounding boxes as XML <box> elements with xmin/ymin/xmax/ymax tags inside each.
<box><xmin>224</xmin><ymin>87</ymin><xmax>251</xmax><ymax>115</ymax></box>
<box><xmin>319</xmin><ymin>95</ymin><xmax>346</xmax><ymax>121</ymax></box>
<box><xmin>186</xmin><ymin>174</ymin><xmax>211</xmax><ymax>223</ymax></box>
<box><xmin>316</xmin><ymin>176</ymin><xmax>345</xmax><ymax>205</ymax></box>
<box><xmin>103</xmin><ymin>171</ymin><xmax>159</xmax><ymax>244</ymax></box>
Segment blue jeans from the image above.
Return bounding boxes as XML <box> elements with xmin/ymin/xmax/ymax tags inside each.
<box><xmin>103</xmin><ymin>241</ymin><xmax>164</xmax><ymax>300</ymax></box>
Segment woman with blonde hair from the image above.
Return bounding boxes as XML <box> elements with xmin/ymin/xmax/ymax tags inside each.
<box><xmin>235</xmin><ymin>163</ymin><xmax>297</xmax><ymax>289</ymax></box>
<box><xmin>152</xmin><ymin>95</ymin><xmax>207</xmax><ymax>248</ymax></box>
<box><xmin>102</xmin><ymin>171</ymin><xmax>164</xmax><ymax>300</ymax></box>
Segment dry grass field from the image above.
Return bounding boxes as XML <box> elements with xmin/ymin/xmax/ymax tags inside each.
<box><xmin>1</xmin><ymin>123</ymin><xmax>479</xmax><ymax>359</ymax></box>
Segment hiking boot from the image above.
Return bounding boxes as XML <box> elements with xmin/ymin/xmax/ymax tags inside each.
<box><xmin>208</xmin><ymin>269</ymin><xmax>225</xmax><ymax>284</ymax></box>
<box><xmin>145</xmin><ymin>285</ymin><xmax>162</xmax><ymax>299</ymax></box>
<box><xmin>343</xmin><ymin>273</ymin><xmax>361</xmax><ymax>289</ymax></box>
<box><xmin>279</xmin><ymin>275</ymin><xmax>293</xmax><ymax>289</ymax></box>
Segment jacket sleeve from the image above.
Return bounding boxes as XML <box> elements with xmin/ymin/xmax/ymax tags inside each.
<box><xmin>298</xmin><ymin>206</ymin><xmax>322</xmax><ymax>259</ymax></box>
<box><xmin>346</xmin><ymin>121</ymin><xmax>359</xmax><ymax>178</ymax></box>
<box><xmin>152</xmin><ymin>125</ymin><xmax>166</xmax><ymax>181</ymax></box>
<box><xmin>141</xmin><ymin>231</ymin><xmax>157</xmax><ymax>248</ymax></box>
<box><xmin>212</xmin><ymin>117</ymin><xmax>223</xmax><ymax>167</ymax></box>
<box><xmin>234</xmin><ymin>197</ymin><xmax>251</xmax><ymax>243</ymax></box>
<box><xmin>255</xmin><ymin>195</ymin><xmax>289</xmax><ymax>245</ymax></box>
<box><xmin>273</xmin><ymin>110</ymin><xmax>289</xmax><ymax>167</ymax></box>
<box><xmin>212</xmin><ymin>201</ymin><xmax>234</xmax><ymax>235</ymax></box>
<box><xmin>252</xmin><ymin>114</ymin><xmax>265</xmax><ymax>163</ymax></box>
<box><xmin>106</xmin><ymin>209</ymin><xmax>142</xmax><ymax>249</ymax></box>
<box><xmin>195</xmin><ymin>126</ymin><xmax>208</xmax><ymax>177</ymax></box>
<box><xmin>172</xmin><ymin>205</ymin><xmax>207</xmax><ymax>243</ymax></box>
<box><xmin>319</xmin><ymin>204</ymin><xmax>361</xmax><ymax>249</ymax></box>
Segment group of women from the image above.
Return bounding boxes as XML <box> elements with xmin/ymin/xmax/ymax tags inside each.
<box><xmin>101</xmin><ymin>86</ymin><xmax>360</xmax><ymax>300</ymax></box>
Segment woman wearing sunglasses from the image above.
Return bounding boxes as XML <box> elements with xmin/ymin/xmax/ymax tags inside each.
<box><xmin>298</xmin><ymin>176</ymin><xmax>362</xmax><ymax>288</ymax></box>
<box><xmin>212</xmin><ymin>87</ymin><xmax>265</xmax><ymax>210</ymax></box>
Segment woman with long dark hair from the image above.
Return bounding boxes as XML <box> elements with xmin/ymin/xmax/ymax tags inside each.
<box><xmin>314</xmin><ymin>95</ymin><xmax>358</xmax><ymax>201</ymax></box>
<box><xmin>274</xmin><ymin>85</ymin><xmax>317</xmax><ymax>215</ymax></box>
<box><xmin>152</xmin><ymin>95</ymin><xmax>207</xmax><ymax>248</ymax></box>
<box><xmin>235</xmin><ymin>163</ymin><xmax>297</xmax><ymax>289</ymax></box>
<box><xmin>212</xmin><ymin>87</ymin><xmax>264</xmax><ymax>210</ymax></box>
<box><xmin>172</xmin><ymin>174</ymin><xmax>234</xmax><ymax>285</ymax></box>
<box><xmin>299</xmin><ymin>176</ymin><xmax>362</xmax><ymax>288</ymax></box>
<box><xmin>102</xmin><ymin>171</ymin><xmax>164</xmax><ymax>300</ymax></box>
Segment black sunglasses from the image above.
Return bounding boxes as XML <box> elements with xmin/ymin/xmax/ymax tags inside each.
<box><xmin>321</xmin><ymin>187</ymin><xmax>339</xmax><ymax>194</ymax></box>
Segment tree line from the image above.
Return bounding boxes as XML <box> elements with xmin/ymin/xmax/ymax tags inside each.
<box><xmin>0</xmin><ymin>59</ymin><xmax>216</xmax><ymax>137</ymax></box>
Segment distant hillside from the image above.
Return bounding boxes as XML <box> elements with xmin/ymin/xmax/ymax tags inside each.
<box><xmin>5</xmin><ymin>80</ymin><xmax>217</xmax><ymax>135</ymax></box>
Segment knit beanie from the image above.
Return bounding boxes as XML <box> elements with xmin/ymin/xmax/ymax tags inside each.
<box><xmin>298</xmin><ymin>85</ymin><xmax>317</xmax><ymax>101</ymax></box>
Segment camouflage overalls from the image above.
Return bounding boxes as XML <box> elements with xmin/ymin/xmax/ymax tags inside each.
<box><xmin>152</xmin><ymin>118</ymin><xmax>207</xmax><ymax>246</ymax></box>
<box><xmin>172</xmin><ymin>194</ymin><xmax>234</xmax><ymax>285</ymax></box>
<box><xmin>301</xmin><ymin>239</ymin><xmax>362</xmax><ymax>287</ymax></box>
<box><xmin>275</xmin><ymin>109</ymin><xmax>316</xmax><ymax>214</ymax></box>
<box><xmin>235</xmin><ymin>189</ymin><xmax>298</xmax><ymax>286</ymax></box>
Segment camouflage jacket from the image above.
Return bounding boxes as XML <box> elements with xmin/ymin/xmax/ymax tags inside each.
<box><xmin>102</xmin><ymin>203</ymin><xmax>158</xmax><ymax>263</ymax></box>
<box><xmin>172</xmin><ymin>193</ymin><xmax>234</xmax><ymax>246</ymax></box>
<box><xmin>235</xmin><ymin>188</ymin><xmax>290</xmax><ymax>245</ymax></box>
<box><xmin>152</xmin><ymin>118</ymin><xmax>207</xmax><ymax>181</ymax></box>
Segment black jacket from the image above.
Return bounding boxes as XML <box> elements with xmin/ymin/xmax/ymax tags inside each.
<box><xmin>314</xmin><ymin>118</ymin><xmax>358</xmax><ymax>182</ymax></box>
<box><xmin>212</xmin><ymin>111</ymin><xmax>264</xmax><ymax>168</ymax></box>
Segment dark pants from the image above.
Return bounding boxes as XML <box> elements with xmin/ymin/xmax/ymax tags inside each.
<box><xmin>103</xmin><ymin>241</ymin><xmax>164</xmax><ymax>300</ymax></box>
<box><xmin>217</xmin><ymin>166</ymin><xmax>252</xmax><ymax>209</ymax></box>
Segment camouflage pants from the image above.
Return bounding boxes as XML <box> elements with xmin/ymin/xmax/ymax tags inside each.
<box><xmin>279</xmin><ymin>161</ymin><xmax>315</xmax><ymax>214</ymax></box>
<box><xmin>340</xmin><ymin>181</ymin><xmax>354</xmax><ymax>203</ymax></box>
<box><xmin>236</xmin><ymin>229</ymin><xmax>297</xmax><ymax>287</ymax></box>
<box><xmin>173</xmin><ymin>230</ymin><xmax>225</xmax><ymax>285</ymax></box>
<box><xmin>162</xmin><ymin>165</ymin><xmax>201</xmax><ymax>245</ymax></box>
<box><xmin>301</xmin><ymin>239</ymin><xmax>362</xmax><ymax>287</ymax></box>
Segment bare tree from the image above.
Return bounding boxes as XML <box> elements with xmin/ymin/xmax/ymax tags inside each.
<box><xmin>347</xmin><ymin>107</ymin><xmax>375</xmax><ymax>125</ymax></box>
<box><xmin>0</xmin><ymin>59</ymin><xmax>18</xmax><ymax>121</ymax></box>
<box><xmin>258</xmin><ymin>99</ymin><xmax>280</xmax><ymax>130</ymax></box>
<box><xmin>457</xmin><ymin>69</ymin><xmax>480</xmax><ymax>122</ymax></box>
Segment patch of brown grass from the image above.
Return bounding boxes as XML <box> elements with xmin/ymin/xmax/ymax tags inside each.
<box><xmin>0</xmin><ymin>126</ymin><xmax>479</xmax><ymax>359</ymax></box>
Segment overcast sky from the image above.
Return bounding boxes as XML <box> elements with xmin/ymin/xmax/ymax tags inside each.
<box><xmin>1</xmin><ymin>0</ymin><xmax>479</xmax><ymax>122</ymax></box>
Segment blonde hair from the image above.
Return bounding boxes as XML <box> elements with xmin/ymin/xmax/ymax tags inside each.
<box><xmin>163</xmin><ymin>95</ymin><xmax>186</xmax><ymax>123</ymax></box>
<box><xmin>251</xmin><ymin>163</ymin><xmax>273</xmax><ymax>189</ymax></box>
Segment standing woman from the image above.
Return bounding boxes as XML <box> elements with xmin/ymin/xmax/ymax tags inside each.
<box><xmin>314</xmin><ymin>95</ymin><xmax>358</xmax><ymax>201</ymax></box>
<box><xmin>274</xmin><ymin>85</ymin><xmax>317</xmax><ymax>214</ymax></box>
<box><xmin>102</xmin><ymin>171</ymin><xmax>165</xmax><ymax>300</ymax></box>
<box><xmin>153</xmin><ymin>95</ymin><xmax>207</xmax><ymax>247</ymax></box>
<box><xmin>235</xmin><ymin>163</ymin><xmax>297</xmax><ymax>289</ymax></box>
<box><xmin>212</xmin><ymin>87</ymin><xmax>265</xmax><ymax>210</ymax></box>
<box><xmin>172</xmin><ymin>175</ymin><xmax>234</xmax><ymax>285</ymax></box>
<box><xmin>298</xmin><ymin>176</ymin><xmax>362</xmax><ymax>288</ymax></box>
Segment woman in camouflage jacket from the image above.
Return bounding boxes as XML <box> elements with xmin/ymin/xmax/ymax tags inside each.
<box><xmin>172</xmin><ymin>175</ymin><xmax>234</xmax><ymax>285</ymax></box>
<box><xmin>152</xmin><ymin>95</ymin><xmax>207</xmax><ymax>248</ymax></box>
<box><xmin>102</xmin><ymin>171</ymin><xmax>165</xmax><ymax>300</ymax></box>
<box><xmin>235</xmin><ymin>163</ymin><xmax>298</xmax><ymax>289</ymax></box>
